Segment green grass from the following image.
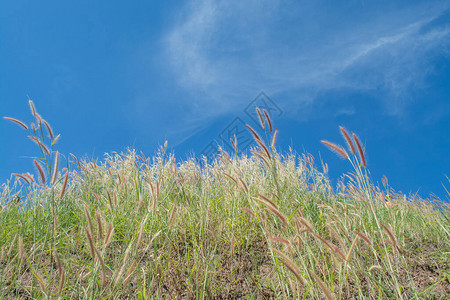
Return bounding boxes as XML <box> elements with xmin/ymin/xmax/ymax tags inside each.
<box><xmin>1</xmin><ymin>102</ymin><xmax>449</xmax><ymax>299</ymax></box>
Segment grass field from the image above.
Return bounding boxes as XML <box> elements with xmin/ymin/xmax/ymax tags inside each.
<box><xmin>1</xmin><ymin>102</ymin><xmax>449</xmax><ymax>299</ymax></box>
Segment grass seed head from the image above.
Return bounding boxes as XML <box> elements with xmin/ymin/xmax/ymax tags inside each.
<box><xmin>34</xmin><ymin>159</ymin><xmax>46</xmax><ymax>184</ymax></box>
<box><xmin>34</xmin><ymin>270</ymin><xmax>46</xmax><ymax>293</ymax></box>
<box><xmin>96</xmin><ymin>212</ymin><xmax>103</xmax><ymax>240</ymax></box>
<box><xmin>256</xmin><ymin>107</ymin><xmax>265</xmax><ymax>130</ymax></box>
<box><xmin>60</xmin><ymin>170</ymin><xmax>69</xmax><ymax>199</ymax></box>
<box><xmin>263</xmin><ymin>108</ymin><xmax>273</xmax><ymax>132</ymax></box>
<box><xmin>339</xmin><ymin>126</ymin><xmax>356</xmax><ymax>154</ymax></box>
<box><xmin>352</xmin><ymin>132</ymin><xmax>367</xmax><ymax>167</ymax></box>
<box><xmin>310</xmin><ymin>271</ymin><xmax>335</xmax><ymax>300</ymax></box>
<box><xmin>28</xmin><ymin>136</ymin><xmax>50</xmax><ymax>155</ymax></box>
<box><xmin>271</xmin><ymin>129</ymin><xmax>278</xmax><ymax>149</ymax></box>
<box><xmin>321</xmin><ymin>140</ymin><xmax>349</xmax><ymax>160</ymax></box>
<box><xmin>246</xmin><ymin>124</ymin><xmax>262</xmax><ymax>142</ymax></box>
<box><xmin>43</xmin><ymin>119</ymin><xmax>54</xmax><ymax>139</ymax></box>
<box><xmin>12</xmin><ymin>173</ymin><xmax>31</xmax><ymax>184</ymax></box>
<box><xmin>51</xmin><ymin>151</ymin><xmax>60</xmax><ymax>185</ymax></box>
<box><xmin>28</xmin><ymin>99</ymin><xmax>36</xmax><ymax>116</ymax></box>
<box><xmin>3</xmin><ymin>117</ymin><xmax>28</xmax><ymax>130</ymax></box>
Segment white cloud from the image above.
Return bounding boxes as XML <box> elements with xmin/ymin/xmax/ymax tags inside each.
<box><xmin>165</xmin><ymin>0</ymin><xmax>450</xmax><ymax>121</ymax></box>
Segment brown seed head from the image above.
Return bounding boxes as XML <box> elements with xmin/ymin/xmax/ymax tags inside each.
<box><xmin>240</xmin><ymin>207</ymin><xmax>255</xmax><ymax>218</ymax></box>
<box><xmin>58</xmin><ymin>269</ymin><xmax>65</xmax><ymax>295</ymax></box>
<box><xmin>3</xmin><ymin>117</ymin><xmax>28</xmax><ymax>130</ymax></box>
<box><xmin>310</xmin><ymin>271</ymin><xmax>335</xmax><ymax>300</ymax></box>
<box><xmin>51</xmin><ymin>151</ymin><xmax>60</xmax><ymax>185</ymax></box>
<box><xmin>272</xmin><ymin>248</ymin><xmax>304</xmax><ymax>284</ymax></box>
<box><xmin>353</xmin><ymin>231</ymin><xmax>372</xmax><ymax>245</ymax></box>
<box><xmin>123</xmin><ymin>260</ymin><xmax>136</xmax><ymax>285</ymax></box>
<box><xmin>246</xmin><ymin>124</ymin><xmax>262</xmax><ymax>142</ymax></box>
<box><xmin>43</xmin><ymin>119</ymin><xmax>54</xmax><ymax>139</ymax></box>
<box><xmin>223</xmin><ymin>172</ymin><xmax>238</xmax><ymax>185</ymax></box>
<box><xmin>256</xmin><ymin>107</ymin><xmax>265</xmax><ymax>130</ymax></box>
<box><xmin>84</xmin><ymin>204</ymin><xmax>94</xmax><ymax>238</ymax></box>
<box><xmin>34</xmin><ymin>271</ymin><xmax>46</xmax><ymax>292</ymax></box>
<box><xmin>352</xmin><ymin>133</ymin><xmax>366</xmax><ymax>167</ymax></box>
<box><xmin>321</xmin><ymin>140</ymin><xmax>349</xmax><ymax>160</ymax></box>
<box><xmin>104</xmin><ymin>223</ymin><xmax>114</xmax><ymax>247</ymax></box>
<box><xmin>238</xmin><ymin>177</ymin><xmax>248</xmax><ymax>193</ymax></box>
<box><xmin>12</xmin><ymin>173</ymin><xmax>31</xmax><ymax>184</ymax></box>
<box><xmin>23</xmin><ymin>173</ymin><xmax>34</xmax><ymax>182</ymax></box>
<box><xmin>263</xmin><ymin>109</ymin><xmax>273</xmax><ymax>132</ymax></box>
<box><xmin>96</xmin><ymin>212</ymin><xmax>103</xmax><ymax>239</ymax></box>
<box><xmin>265</xmin><ymin>205</ymin><xmax>288</xmax><ymax>226</ymax></box>
<box><xmin>256</xmin><ymin>193</ymin><xmax>278</xmax><ymax>209</ymax></box>
<box><xmin>230</xmin><ymin>134</ymin><xmax>238</xmax><ymax>153</ymax></box>
<box><xmin>339</xmin><ymin>126</ymin><xmax>356</xmax><ymax>154</ymax></box>
<box><xmin>34</xmin><ymin>159</ymin><xmax>46</xmax><ymax>184</ymax></box>
<box><xmin>255</xmin><ymin>138</ymin><xmax>271</xmax><ymax>160</ymax></box>
<box><xmin>312</xmin><ymin>233</ymin><xmax>346</xmax><ymax>260</ymax></box>
<box><xmin>84</xmin><ymin>225</ymin><xmax>95</xmax><ymax>258</ymax></box>
<box><xmin>28</xmin><ymin>136</ymin><xmax>50</xmax><ymax>155</ymax></box>
<box><xmin>381</xmin><ymin>223</ymin><xmax>396</xmax><ymax>247</ymax></box>
<box><xmin>60</xmin><ymin>170</ymin><xmax>69</xmax><ymax>199</ymax></box>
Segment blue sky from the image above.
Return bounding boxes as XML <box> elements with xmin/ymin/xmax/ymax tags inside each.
<box><xmin>1</xmin><ymin>0</ymin><xmax>449</xmax><ymax>201</ymax></box>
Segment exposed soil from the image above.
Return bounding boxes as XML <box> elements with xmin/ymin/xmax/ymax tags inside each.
<box><xmin>400</xmin><ymin>242</ymin><xmax>450</xmax><ymax>299</ymax></box>
<box><xmin>2</xmin><ymin>238</ymin><xmax>449</xmax><ymax>299</ymax></box>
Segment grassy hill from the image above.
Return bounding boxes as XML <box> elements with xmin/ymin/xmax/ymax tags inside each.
<box><xmin>1</xmin><ymin>102</ymin><xmax>449</xmax><ymax>299</ymax></box>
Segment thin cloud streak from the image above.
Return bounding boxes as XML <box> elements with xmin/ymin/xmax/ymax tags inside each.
<box><xmin>164</xmin><ymin>0</ymin><xmax>450</xmax><ymax>123</ymax></box>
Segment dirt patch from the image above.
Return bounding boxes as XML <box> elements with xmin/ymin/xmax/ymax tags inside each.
<box><xmin>141</xmin><ymin>236</ymin><xmax>280</xmax><ymax>299</ymax></box>
<box><xmin>402</xmin><ymin>242</ymin><xmax>450</xmax><ymax>299</ymax></box>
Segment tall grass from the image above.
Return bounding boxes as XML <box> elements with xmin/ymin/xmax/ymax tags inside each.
<box><xmin>0</xmin><ymin>102</ymin><xmax>449</xmax><ymax>299</ymax></box>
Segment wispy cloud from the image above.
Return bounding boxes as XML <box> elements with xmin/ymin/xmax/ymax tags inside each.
<box><xmin>165</xmin><ymin>0</ymin><xmax>450</xmax><ymax>123</ymax></box>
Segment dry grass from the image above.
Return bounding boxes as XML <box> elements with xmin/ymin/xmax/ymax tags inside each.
<box><xmin>0</xmin><ymin>103</ymin><xmax>449</xmax><ymax>299</ymax></box>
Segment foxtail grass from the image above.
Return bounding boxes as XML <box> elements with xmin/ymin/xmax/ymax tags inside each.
<box><xmin>0</xmin><ymin>102</ymin><xmax>449</xmax><ymax>299</ymax></box>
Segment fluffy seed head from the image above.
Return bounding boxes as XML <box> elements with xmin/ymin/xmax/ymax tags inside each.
<box><xmin>272</xmin><ymin>248</ymin><xmax>304</xmax><ymax>284</ymax></box>
<box><xmin>3</xmin><ymin>117</ymin><xmax>28</xmax><ymax>130</ymax></box>
<box><xmin>51</xmin><ymin>151</ymin><xmax>60</xmax><ymax>185</ymax></box>
<box><xmin>256</xmin><ymin>107</ymin><xmax>265</xmax><ymax>130</ymax></box>
<box><xmin>60</xmin><ymin>170</ymin><xmax>69</xmax><ymax>199</ymax></box>
<box><xmin>28</xmin><ymin>99</ymin><xmax>36</xmax><ymax>116</ymax></box>
<box><xmin>96</xmin><ymin>212</ymin><xmax>103</xmax><ymax>240</ymax></box>
<box><xmin>339</xmin><ymin>126</ymin><xmax>356</xmax><ymax>154</ymax></box>
<box><xmin>352</xmin><ymin>133</ymin><xmax>366</xmax><ymax>167</ymax></box>
<box><xmin>271</xmin><ymin>129</ymin><xmax>278</xmax><ymax>149</ymax></box>
<box><xmin>34</xmin><ymin>159</ymin><xmax>46</xmax><ymax>184</ymax></box>
<box><xmin>246</xmin><ymin>124</ymin><xmax>262</xmax><ymax>142</ymax></box>
<box><xmin>263</xmin><ymin>109</ymin><xmax>273</xmax><ymax>132</ymax></box>
<box><xmin>43</xmin><ymin>119</ymin><xmax>54</xmax><ymax>139</ymax></box>
<box><xmin>255</xmin><ymin>138</ymin><xmax>271</xmax><ymax>160</ymax></box>
<box><xmin>13</xmin><ymin>173</ymin><xmax>31</xmax><ymax>184</ymax></box>
<box><xmin>84</xmin><ymin>225</ymin><xmax>95</xmax><ymax>258</ymax></box>
<box><xmin>353</xmin><ymin>231</ymin><xmax>372</xmax><ymax>245</ymax></box>
<box><xmin>321</xmin><ymin>140</ymin><xmax>349</xmax><ymax>160</ymax></box>
<box><xmin>28</xmin><ymin>136</ymin><xmax>50</xmax><ymax>155</ymax></box>
<box><xmin>310</xmin><ymin>271</ymin><xmax>334</xmax><ymax>300</ymax></box>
